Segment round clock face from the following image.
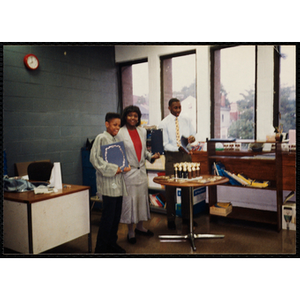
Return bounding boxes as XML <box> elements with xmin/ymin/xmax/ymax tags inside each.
<box><xmin>24</xmin><ymin>54</ymin><xmax>39</xmax><ymax>70</ymax></box>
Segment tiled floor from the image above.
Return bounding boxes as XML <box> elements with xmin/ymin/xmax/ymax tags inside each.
<box><xmin>4</xmin><ymin>208</ymin><xmax>294</xmax><ymax>256</ymax></box>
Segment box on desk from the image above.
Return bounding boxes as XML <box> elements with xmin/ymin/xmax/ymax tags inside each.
<box><xmin>176</xmin><ymin>186</ymin><xmax>206</xmax><ymax>217</ymax></box>
<box><xmin>282</xmin><ymin>202</ymin><xmax>296</xmax><ymax>231</ymax></box>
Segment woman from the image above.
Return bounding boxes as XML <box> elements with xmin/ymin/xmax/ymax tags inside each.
<box><xmin>117</xmin><ymin>105</ymin><xmax>160</xmax><ymax>244</ymax></box>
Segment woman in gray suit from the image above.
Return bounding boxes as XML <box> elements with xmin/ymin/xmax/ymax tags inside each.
<box><xmin>118</xmin><ymin>106</ymin><xmax>160</xmax><ymax>244</ymax></box>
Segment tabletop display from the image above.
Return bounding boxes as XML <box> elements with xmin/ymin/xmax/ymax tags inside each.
<box><xmin>154</xmin><ymin>174</ymin><xmax>229</xmax><ymax>251</ymax></box>
<box><xmin>173</xmin><ymin>162</ymin><xmax>201</xmax><ymax>179</ymax></box>
<box><xmin>154</xmin><ymin>174</ymin><xmax>228</xmax><ymax>187</ymax></box>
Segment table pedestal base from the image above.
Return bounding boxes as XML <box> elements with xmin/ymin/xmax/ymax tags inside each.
<box><xmin>159</xmin><ymin>233</ymin><xmax>224</xmax><ymax>251</ymax></box>
<box><xmin>159</xmin><ymin>187</ymin><xmax>224</xmax><ymax>251</ymax></box>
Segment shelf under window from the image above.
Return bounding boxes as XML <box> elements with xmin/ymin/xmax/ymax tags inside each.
<box><xmin>210</xmin><ymin>206</ymin><xmax>278</xmax><ymax>225</ymax></box>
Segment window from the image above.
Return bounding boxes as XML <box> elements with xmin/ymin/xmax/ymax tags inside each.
<box><xmin>212</xmin><ymin>46</ymin><xmax>256</xmax><ymax>140</ymax></box>
<box><xmin>161</xmin><ymin>51</ymin><xmax>197</xmax><ymax>130</ymax></box>
<box><xmin>279</xmin><ymin>45</ymin><xmax>296</xmax><ymax>134</ymax></box>
<box><xmin>120</xmin><ymin>60</ymin><xmax>149</xmax><ymax>125</ymax></box>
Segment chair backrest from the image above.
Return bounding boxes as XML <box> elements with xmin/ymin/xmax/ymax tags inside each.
<box><xmin>27</xmin><ymin>162</ymin><xmax>54</xmax><ymax>181</ymax></box>
<box><xmin>15</xmin><ymin>159</ymin><xmax>51</xmax><ymax>176</ymax></box>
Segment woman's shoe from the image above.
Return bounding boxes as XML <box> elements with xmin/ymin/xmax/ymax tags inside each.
<box><xmin>127</xmin><ymin>234</ymin><xmax>136</xmax><ymax>244</ymax></box>
<box><xmin>135</xmin><ymin>228</ymin><xmax>154</xmax><ymax>237</ymax></box>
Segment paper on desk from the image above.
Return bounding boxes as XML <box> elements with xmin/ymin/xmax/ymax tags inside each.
<box><xmin>289</xmin><ymin>129</ymin><xmax>296</xmax><ymax>144</ymax></box>
<box><xmin>34</xmin><ymin>185</ymin><xmax>54</xmax><ymax>194</ymax></box>
<box><xmin>49</xmin><ymin>162</ymin><xmax>63</xmax><ymax>190</ymax></box>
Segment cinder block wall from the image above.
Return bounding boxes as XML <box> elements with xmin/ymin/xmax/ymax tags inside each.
<box><xmin>3</xmin><ymin>45</ymin><xmax>118</xmax><ymax>184</ymax></box>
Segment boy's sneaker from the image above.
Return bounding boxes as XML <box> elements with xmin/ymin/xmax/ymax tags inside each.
<box><xmin>108</xmin><ymin>243</ymin><xmax>126</xmax><ymax>253</ymax></box>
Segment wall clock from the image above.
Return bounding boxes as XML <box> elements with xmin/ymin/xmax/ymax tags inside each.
<box><xmin>24</xmin><ymin>54</ymin><xmax>39</xmax><ymax>70</ymax></box>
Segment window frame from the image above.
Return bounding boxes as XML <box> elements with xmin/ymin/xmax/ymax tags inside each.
<box><xmin>273</xmin><ymin>46</ymin><xmax>280</xmax><ymax>130</ymax></box>
<box><xmin>160</xmin><ymin>49</ymin><xmax>197</xmax><ymax>121</ymax></box>
<box><xmin>117</xmin><ymin>58</ymin><xmax>148</xmax><ymax>115</ymax></box>
<box><xmin>273</xmin><ymin>44</ymin><xmax>296</xmax><ymax>133</ymax></box>
<box><xmin>210</xmin><ymin>45</ymin><xmax>258</xmax><ymax>141</ymax></box>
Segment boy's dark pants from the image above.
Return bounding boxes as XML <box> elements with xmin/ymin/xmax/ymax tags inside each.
<box><xmin>95</xmin><ymin>195</ymin><xmax>123</xmax><ymax>252</ymax></box>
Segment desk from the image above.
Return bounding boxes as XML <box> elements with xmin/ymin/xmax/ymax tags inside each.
<box><xmin>153</xmin><ymin>175</ymin><xmax>229</xmax><ymax>251</ymax></box>
<box><xmin>4</xmin><ymin>184</ymin><xmax>91</xmax><ymax>254</ymax></box>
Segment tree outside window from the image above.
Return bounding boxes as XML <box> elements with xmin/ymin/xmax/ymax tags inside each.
<box><xmin>279</xmin><ymin>46</ymin><xmax>296</xmax><ymax>134</ymax></box>
<box><xmin>213</xmin><ymin>46</ymin><xmax>256</xmax><ymax>140</ymax></box>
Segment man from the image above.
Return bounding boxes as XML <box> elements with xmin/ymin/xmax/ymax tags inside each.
<box><xmin>158</xmin><ymin>98</ymin><xmax>196</xmax><ymax>230</ymax></box>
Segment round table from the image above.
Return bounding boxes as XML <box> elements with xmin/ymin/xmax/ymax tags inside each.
<box><xmin>153</xmin><ymin>174</ymin><xmax>229</xmax><ymax>251</ymax></box>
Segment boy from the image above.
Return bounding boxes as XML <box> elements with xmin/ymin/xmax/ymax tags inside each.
<box><xmin>90</xmin><ymin>112</ymin><xmax>131</xmax><ymax>253</ymax></box>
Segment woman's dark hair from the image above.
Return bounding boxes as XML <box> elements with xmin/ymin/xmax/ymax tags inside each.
<box><xmin>105</xmin><ymin>112</ymin><xmax>121</xmax><ymax>122</ymax></box>
<box><xmin>121</xmin><ymin>105</ymin><xmax>142</xmax><ymax>127</ymax></box>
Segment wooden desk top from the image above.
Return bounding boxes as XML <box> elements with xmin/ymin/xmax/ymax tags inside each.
<box><xmin>4</xmin><ymin>184</ymin><xmax>90</xmax><ymax>204</ymax></box>
<box><xmin>153</xmin><ymin>175</ymin><xmax>229</xmax><ymax>188</ymax></box>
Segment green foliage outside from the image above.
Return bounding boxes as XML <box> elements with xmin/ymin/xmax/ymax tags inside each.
<box><xmin>173</xmin><ymin>80</ymin><xmax>196</xmax><ymax>100</ymax></box>
<box><xmin>228</xmin><ymin>86</ymin><xmax>295</xmax><ymax>139</ymax></box>
<box><xmin>173</xmin><ymin>79</ymin><xmax>295</xmax><ymax>140</ymax></box>
<box><xmin>280</xmin><ymin>86</ymin><xmax>296</xmax><ymax>133</ymax></box>
<box><xmin>228</xmin><ymin>89</ymin><xmax>254</xmax><ymax>139</ymax></box>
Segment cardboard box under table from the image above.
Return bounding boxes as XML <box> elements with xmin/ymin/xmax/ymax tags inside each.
<box><xmin>176</xmin><ymin>186</ymin><xmax>206</xmax><ymax>217</ymax></box>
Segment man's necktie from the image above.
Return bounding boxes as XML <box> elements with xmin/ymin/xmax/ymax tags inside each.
<box><xmin>175</xmin><ymin>117</ymin><xmax>181</xmax><ymax>147</ymax></box>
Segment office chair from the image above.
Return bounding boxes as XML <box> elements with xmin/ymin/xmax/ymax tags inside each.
<box><xmin>27</xmin><ymin>161</ymin><xmax>54</xmax><ymax>182</ymax></box>
<box><xmin>90</xmin><ymin>195</ymin><xmax>103</xmax><ymax>211</ymax></box>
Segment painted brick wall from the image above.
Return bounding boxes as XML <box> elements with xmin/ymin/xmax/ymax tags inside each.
<box><xmin>3</xmin><ymin>45</ymin><xmax>118</xmax><ymax>184</ymax></box>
